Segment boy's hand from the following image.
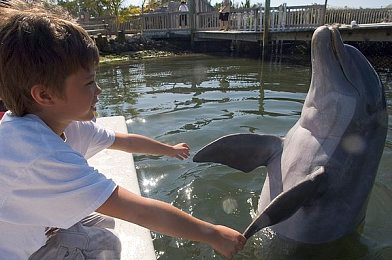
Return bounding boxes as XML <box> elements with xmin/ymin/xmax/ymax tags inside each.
<box><xmin>169</xmin><ymin>143</ymin><xmax>190</xmax><ymax>160</ymax></box>
<box><xmin>210</xmin><ymin>225</ymin><xmax>247</xmax><ymax>259</ymax></box>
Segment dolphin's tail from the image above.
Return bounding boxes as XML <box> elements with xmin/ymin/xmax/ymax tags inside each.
<box><xmin>243</xmin><ymin>166</ymin><xmax>326</xmax><ymax>239</ymax></box>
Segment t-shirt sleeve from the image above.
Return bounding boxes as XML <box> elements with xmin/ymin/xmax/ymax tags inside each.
<box><xmin>1</xmin><ymin>150</ymin><xmax>117</xmax><ymax>229</ymax></box>
<box><xmin>65</xmin><ymin>120</ymin><xmax>116</xmax><ymax>159</ymax></box>
<box><xmin>84</xmin><ymin>121</ymin><xmax>116</xmax><ymax>159</ymax></box>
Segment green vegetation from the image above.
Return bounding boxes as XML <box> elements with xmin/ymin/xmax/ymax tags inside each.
<box><xmin>57</xmin><ymin>0</ymin><xmax>175</xmax><ymax>22</ymax></box>
<box><xmin>99</xmin><ymin>50</ymin><xmax>189</xmax><ymax>66</ymax></box>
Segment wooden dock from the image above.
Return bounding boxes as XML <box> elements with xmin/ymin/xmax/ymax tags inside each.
<box><xmin>79</xmin><ymin>3</ymin><xmax>392</xmax><ymax>44</ymax></box>
<box><xmin>193</xmin><ymin>22</ymin><xmax>392</xmax><ymax>42</ymax></box>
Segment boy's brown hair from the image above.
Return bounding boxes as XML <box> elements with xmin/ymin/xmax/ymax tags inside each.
<box><xmin>0</xmin><ymin>0</ymin><xmax>99</xmax><ymax>116</ymax></box>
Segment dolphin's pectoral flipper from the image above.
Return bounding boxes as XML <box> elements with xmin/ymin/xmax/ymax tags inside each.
<box><xmin>193</xmin><ymin>133</ymin><xmax>283</xmax><ymax>173</ymax></box>
<box><xmin>243</xmin><ymin>166</ymin><xmax>326</xmax><ymax>239</ymax></box>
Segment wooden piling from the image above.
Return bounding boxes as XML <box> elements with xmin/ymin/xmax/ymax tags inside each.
<box><xmin>262</xmin><ymin>0</ymin><xmax>271</xmax><ymax>60</ymax></box>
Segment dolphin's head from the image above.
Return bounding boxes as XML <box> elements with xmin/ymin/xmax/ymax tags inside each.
<box><xmin>308</xmin><ymin>25</ymin><xmax>385</xmax><ymax>115</ymax></box>
<box><xmin>301</xmin><ymin>25</ymin><xmax>386</xmax><ymax>141</ymax></box>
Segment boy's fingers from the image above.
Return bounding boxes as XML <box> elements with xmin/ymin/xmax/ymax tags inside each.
<box><xmin>232</xmin><ymin>235</ymin><xmax>246</xmax><ymax>256</ymax></box>
<box><xmin>175</xmin><ymin>154</ymin><xmax>188</xmax><ymax>160</ymax></box>
<box><xmin>174</xmin><ymin>150</ymin><xmax>190</xmax><ymax>160</ymax></box>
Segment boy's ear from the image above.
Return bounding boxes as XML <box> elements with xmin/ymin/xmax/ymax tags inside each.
<box><xmin>30</xmin><ymin>85</ymin><xmax>55</xmax><ymax>106</ymax></box>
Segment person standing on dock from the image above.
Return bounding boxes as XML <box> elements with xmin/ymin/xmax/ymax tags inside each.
<box><xmin>219</xmin><ymin>0</ymin><xmax>231</xmax><ymax>31</ymax></box>
<box><xmin>0</xmin><ymin>1</ymin><xmax>246</xmax><ymax>260</ymax></box>
<box><xmin>178</xmin><ymin>1</ymin><xmax>189</xmax><ymax>28</ymax></box>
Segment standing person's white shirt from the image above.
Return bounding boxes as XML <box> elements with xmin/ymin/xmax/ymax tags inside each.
<box><xmin>179</xmin><ymin>2</ymin><xmax>189</xmax><ymax>12</ymax></box>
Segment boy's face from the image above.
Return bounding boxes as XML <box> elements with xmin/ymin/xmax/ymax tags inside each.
<box><xmin>54</xmin><ymin>67</ymin><xmax>101</xmax><ymax>123</ymax></box>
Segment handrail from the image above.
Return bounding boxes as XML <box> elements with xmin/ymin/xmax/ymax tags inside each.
<box><xmin>326</xmin><ymin>8</ymin><xmax>392</xmax><ymax>24</ymax></box>
<box><xmin>197</xmin><ymin>5</ymin><xmax>325</xmax><ymax>32</ymax></box>
<box><xmin>80</xmin><ymin>4</ymin><xmax>392</xmax><ymax>35</ymax></box>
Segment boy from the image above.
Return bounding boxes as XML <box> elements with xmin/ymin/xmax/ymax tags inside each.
<box><xmin>0</xmin><ymin>1</ymin><xmax>246</xmax><ymax>259</ymax></box>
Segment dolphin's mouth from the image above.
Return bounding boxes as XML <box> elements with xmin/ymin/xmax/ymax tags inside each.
<box><xmin>330</xmin><ymin>27</ymin><xmax>341</xmax><ymax>63</ymax></box>
<box><xmin>329</xmin><ymin>26</ymin><xmax>346</xmax><ymax>78</ymax></box>
<box><xmin>328</xmin><ymin>26</ymin><xmax>360</xmax><ymax>95</ymax></box>
<box><xmin>311</xmin><ymin>25</ymin><xmax>346</xmax><ymax>81</ymax></box>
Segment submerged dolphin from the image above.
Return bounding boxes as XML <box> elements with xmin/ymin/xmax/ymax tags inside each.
<box><xmin>193</xmin><ymin>25</ymin><xmax>388</xmax><ymax>244</ymax></box>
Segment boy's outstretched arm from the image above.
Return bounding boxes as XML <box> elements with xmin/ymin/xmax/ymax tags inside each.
<box><xmin>109</xmin><ymin>132</ymin><xmax>190</xmax><ymax>160</ymax></box>
<box><xmin>97</xmin><ymin>186</ymin><xmax>246</xmax><ymax>259</ymax></box>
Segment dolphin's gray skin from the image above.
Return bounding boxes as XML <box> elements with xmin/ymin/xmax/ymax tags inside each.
<box><xmin>193</xmin><ymin>25</ymin><xmax>388</xmax><ymax>244</ymax></box>
<box><xmin>242</xmin><ymin>167</ymin><xmax>325</xmax><ymax>239</ymax></box>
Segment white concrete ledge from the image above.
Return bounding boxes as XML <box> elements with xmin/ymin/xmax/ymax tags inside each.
<box><xmin>88</xmin><ymin>116</ymin><xmax>156</xmax><ymax>260</ymax></box>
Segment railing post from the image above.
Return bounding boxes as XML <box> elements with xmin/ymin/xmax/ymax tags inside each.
<box><xmin>263</xmin><ymin>0</ymin><xmax>271</xmax><ymax>60</ymax></box>
<box><xmin>243</xmin><ymin>12</ymin><xmax>248</xmax><ymax>31</ymax></box>
<box><xmin>189</xmin><ymin>0</ymin><xmax>196</xmax><ymax>44</ymax></box>
<box><xmin>282</xmin><ymin>3</ymin><xmax>287</xmax><ymax>28</ymax></box>
<box><xmin>270</xmin><ymin>9</ymin><xmax>275</xmax><ymax>31</ymax></box>
<box><xmin>253</xmin><ymin>9</ymin><xmax>257</xmax><ymax>31</ymax></box>
<box><xmin>278</xmin><ymin>5</ymin><xmax>283</xmax><ymax>31</ymax></box>
<box><xmin>259</xmin><ymin>7</ymin><xmax>263</xmax><ymax>32</ymax></box>
<box><xmin>141</xmin><ymin>7</ymin><xmax>144</xmax><ymax>35</ymax></box>
<box><xmin>321</xmin><ymin>0</ymin><xmax>328</xmax><ymax>25</ymax></box>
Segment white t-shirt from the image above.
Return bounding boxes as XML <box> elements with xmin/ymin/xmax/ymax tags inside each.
<box><xmin>179</xmin><ymin>3</ymin><xmax>189</xmax><ymax>12</ymax></box>
<box><xmin>0</xmin><ymin>112</ymin><xmax>117</xmax><ymax>259</ymax></box>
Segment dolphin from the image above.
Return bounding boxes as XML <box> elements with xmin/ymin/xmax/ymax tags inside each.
<box><xmin>193</xmin><ymin>25</ymin><xmax>388</xmax><ymax>244</ymax></box>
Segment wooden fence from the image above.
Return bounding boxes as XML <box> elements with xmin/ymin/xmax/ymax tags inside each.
<box><xmin>80</xmin><ymin>5</ymin><xmax>392</xmax><ymax>35</ymax></box>
<box><xmin>143</xmin><ymin>11</ymin><xmax>190</xmax><ymax>30</ymax></box>
<box><xmin>325</xmin><ymin>8</ymin><xmax>392</xmax><ymax>24</ymax></box>
<box><xmin>197</xmin><ymin>4</ymin><xmax>325</xmax><ymax>32</ymax></box>
<box><xmin>196</xmin><ymin>5</ymin><xmax>391</xmax><ymax>32</ymax></box>
<box><xmin>79</xmin><ymin>15</ymin><xmax>141</xmax><ymax>35</ymax></box>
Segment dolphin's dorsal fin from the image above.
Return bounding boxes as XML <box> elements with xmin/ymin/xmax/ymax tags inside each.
<box><xmin>193</xmin><ymin>133</ymin><xmax>283</xmax><ymax>173</ymax></box>
<box><xmin>243</xmin><ymin>166</ymin><xmax>326</xmax><ymax>239</ymax></box>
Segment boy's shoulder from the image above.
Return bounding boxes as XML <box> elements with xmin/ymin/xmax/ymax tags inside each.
<box><xmin>0</xmin><ymin>113</ymin><xmax>71</xmax><ymax>159</ymax></box>
<box><xmin>0</xmin><ymin>112</ymin><xmax>56</xmax><ymax>139</ymax></box>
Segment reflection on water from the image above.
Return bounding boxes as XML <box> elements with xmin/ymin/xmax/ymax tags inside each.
<box><xmin>96</xmin><ymin>54</ymin><xmax>392</xmax><ymax>259</ymax></box>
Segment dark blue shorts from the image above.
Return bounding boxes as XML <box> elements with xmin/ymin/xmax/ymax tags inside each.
<box><xmin>219</xmin><ymin>12</ymin><xmax>230</xmax><ymax>21</ymax></box>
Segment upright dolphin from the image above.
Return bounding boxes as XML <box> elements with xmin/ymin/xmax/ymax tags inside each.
<box><xmin>193</xmin><ymin>25</ymin><xmax>388</xmax><ymax>244</ymax></box>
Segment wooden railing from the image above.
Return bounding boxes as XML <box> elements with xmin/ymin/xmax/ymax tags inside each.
<box><xmin>146</xmin><ymin>5</ymin><xmax>391</xmax><ymax>32</ymax></box>
<box><xmin>281</xmin><ymin>4</ymin><xmax>324</xmax><ymax>29</ymax></box>
<box><xmin>326</xmin><ymin>8</ymin><xmax>392</xmax><ymax>24</ymax></box>
<box><xmin>118</xmin><ymin>16</ymin><xmax>142</xmax><ymax>33</ymax></box>
<box><xmin>196</xmin><ymin>11</ymin><xmax>218</xmax><ymax>30</ymax></box>
<box><xmin>80</xmin><ymin>5</ymin><xmax>392</xmax><ymax>36</ymax></box>
<box><xmin>143</xmin><ymin>11</ymin><xmax>190</xmax><ymax>30</ymax></box>
<box><xmin>79</xmin><ymin>15</ymin><xmax>142</xmax><ymax>35</ymax></box>
<box><xmin>197</xmin><ymin>4</ymin><xmax>325</xmax><ymax>32</ymax></box>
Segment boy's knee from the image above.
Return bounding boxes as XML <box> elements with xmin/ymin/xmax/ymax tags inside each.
<box><xmin>29</xmin><ymin>223</ymin><xmax>121</xmax><ymax>260</ymax></box>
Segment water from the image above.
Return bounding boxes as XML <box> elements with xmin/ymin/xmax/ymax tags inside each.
<box><xmin>96</xmin><ymin>54</ymin><xmax>392</xmax><ymax>259</ymax></box>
